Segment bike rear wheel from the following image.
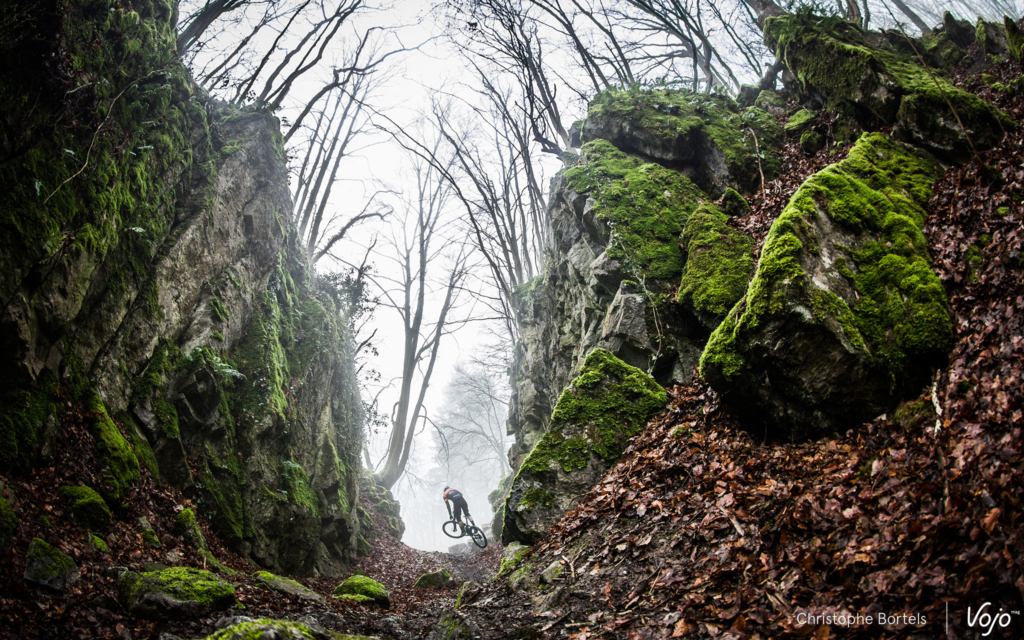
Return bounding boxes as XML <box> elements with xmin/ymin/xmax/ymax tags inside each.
<box><xmin>468</xmin><ymin>525</ymin><xmax>488</xmax><ymax>549</ymax></box>
<box><xmin>442</xmin><ymin>520</ymin><xmax>463</xmax><ymax>539</ymax></box>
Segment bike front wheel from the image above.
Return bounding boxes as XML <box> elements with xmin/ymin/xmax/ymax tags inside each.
<box><xmin>442</xmin><ymin>520</ymin><xmax>463</xmax><ymax>539</ymax></box>
<box><xmin>468</xmin><ymin>525</ymin><xmax>488</xmax><ymax>549</ymax></box>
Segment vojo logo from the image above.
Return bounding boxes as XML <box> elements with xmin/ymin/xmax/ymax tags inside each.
<box><xmin>966</xmin><ymin>603</ymin><xmax>1020</xmax><ymax>637</ymax></box>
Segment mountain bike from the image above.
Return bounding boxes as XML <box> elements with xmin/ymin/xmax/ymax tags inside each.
<box><xmin>442</xmin><ymin>501</ymin><xmax>488</xmax><ymax>549</ymax></box>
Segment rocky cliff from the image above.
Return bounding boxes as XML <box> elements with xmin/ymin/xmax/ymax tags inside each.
<box><xmin>0</xmin><ymin>0</ymin><xmax>367</xmax><ymax>575</ymax></box>
<box><xmin>502</xmin><ymin>12</ymin><xmax>1015</xmax><ymax>545</ymax></box>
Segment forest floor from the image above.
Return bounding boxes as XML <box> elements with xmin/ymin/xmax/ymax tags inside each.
<box><xmin>0</xmin><ymin>448</ymin><xmax>505</xmax><ymax>640</ymax></box>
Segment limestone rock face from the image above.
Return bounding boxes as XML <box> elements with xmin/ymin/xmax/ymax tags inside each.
<box><xmin>582</xmin><ymin>90</ymin><xmax>783</xmax><ymax>196</ymax></box>
<box><xmin>765</xmin><ymin>13</ymin><xmax>1010</xmax><ymax>161</ymax></box>
<box><xmin>701</xmin><ymin>133</ymin><xmax>952</xmax><ymax>440</ymax></box>
<box><xmin>503</xmin><ymin>350</ymin><xmax>666</xmax><ymax>545</ymax></box>
<box><xmin>0</xmin><ymin>0</ymin><xmax>368</xmax><ymax>576</ymax></box>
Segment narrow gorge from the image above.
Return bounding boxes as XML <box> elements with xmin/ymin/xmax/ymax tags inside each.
<box><xmin>0</xmin><ymin>0</ymin><xmax>1021</xmax><ymax>639</ymax></box>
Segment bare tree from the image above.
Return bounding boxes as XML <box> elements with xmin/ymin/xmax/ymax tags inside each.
<box><xmin>433</xmin><ymin>362</ymin><xmax>512</xmax><ymax>476</ymax></box>
<box><xmin>368</xmin><ymin>149</ymin><xmax>471</xmax><ymax>490</ymax></box>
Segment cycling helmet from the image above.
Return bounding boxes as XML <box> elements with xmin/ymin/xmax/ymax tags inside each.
<box><xmin>443</xmin><ymin>485</ymin><xmax>450</xmax><ymax>492</ymax></box>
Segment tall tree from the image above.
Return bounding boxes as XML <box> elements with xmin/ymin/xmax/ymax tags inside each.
<box><xmin>370</xmin><ymin>150</ymin><xmax>470</xmax><ymax>490</ymax></box>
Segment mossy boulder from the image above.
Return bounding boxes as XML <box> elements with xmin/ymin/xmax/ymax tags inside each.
<box><xmin>24</xmin><ymin>538</ymin><xmax>80</xmax><ymax>591</ymax></box>
<box><xmin>88</xmin><ymin>533</ymin><xmax>108</xmax><ymax>553</ymax></box>
<box><xmin>581</xmin><ymin>89</ymin><xmax>782</xmax><ymax>195</ymax></box>
<box><xmin>765</xmin><ymin>12</ymin><xmax>1011</xmax><ymax>162</ymax></box>
<box><xmin>118</xmin><ymin>566</ymin><xmax>236</xmax><ymax>620</ymax></box>
<box><xmin>502</xmin><ymin>349</ymin><xmax>666</xmax><ymax>545</ymax></box>
<box><xmin>800</xmin><ymin>130</ymin><xmax>826</xmax><ymax>155</ymax></box>
<box><xmin>720</xmin><ymin>188</ymin><xmax>750</xmax><ymax>218</ymax></box>
<box><xmin>59</xmin><ymin>485</ymin><xmax>111</xmax><ymax>529</ymax></box>
<box><xmin>700</xmin><ymin>133</ymin><xmax>951</xmax><ymax>440</ymax></box>
<box><xmin>199</xmin><ymin>619</ymin><xmax>374</xmax><ymax>640</ymax></box>
<box><xmin>414</xmin><ymin>569</ymin><xmax>454</xmax><ymax>589</ymax></box>
<box><xmin>0</xmin><ymin>495</ymin><xmax>19</xmax><ymax>548</ymax></box>
<box><xmin>253</xmin><ymin>570</ymin><xmax>324</xmax><ymax>602</ymax></box>
<box><xmin>174</xmin><ymin>507</ymin><xmax>207</xmax><ymax>551</ymax></box>
<box><xmin>564</xmin><ymin>139</ymin><xmax>706</xmax><ymax>281</ymax></box>
<box><xmin>784</xmin><ymin>109</ymin><xmax>817</xmax><ymax>135</ymax></box>
<box><xmin>85</xmin><ymin>392</ymin><xmax>140</xmax><ymax>503</ymax></box>
<box><xmin>333</xmin><ymin>575</ymin><xmax>389</xmax><ymax>607</ymax></box>
<box><xmin>137</xmin><ymin>516</ymin><xmax>161</xmax><ymax>548</ymax></box>
<box><xmin>754</xmin><ymin>90</ymin><xmax>787</xmax><ymax>116</ymax></box>
<box><xmin>677</xmin><ymin>205</ymin><xmax>755</xmax><ymax>328</ymax></box>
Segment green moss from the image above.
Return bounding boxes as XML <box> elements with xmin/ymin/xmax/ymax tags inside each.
<box><xmin>280</xmin><ymin>460</ymin><xmax>320</xmax><ymax>516</ymax></box>
<box><xmin>496</xmin><ymin>547</ymin><xmax>531</xmax><ymax>579</ymax></box>
<box><xmin>519</xmin><ymin>488</ymin><xmax>556</xmax><ymax>511</ymax></box>
<box><xmin>785</xmin><ymin>109</ymin><xmax>817</xmax><ymax>135</ymax></box>
<box><xmin>59</xmin><ymin>485</ymin><xmax>111</xmax><ymax>529</ymax></box>
<box><xmin>677</xmin><ymin>204</ymin><xmax>755</xmax><ymax>319</ymax></box>
<box><xmin>584</xmin><ymin>89</ymin><xmax>782</xmax><ymax>194</ymax></box>
<box><xmin>124</xmin><ymin>567</ymin><xmax>235</xmax><ymax>608</ymax></box>
<box><xmin>88</xmin><ymin>532</ymin><xmax>109</xmax><ymax>553</ymax></box>
<box><xmin>210</xmin><ymin>297</ymin><xmax>231</xmax><ymax>322</ymax></box>
<box><xmin>720</xmin><ymin>188</ymin><xmax>750</xmax><ymax>217</ymax></box>
<box><xmin>335</xmin><ymin>593</ymin><xmax>375</xmax><ymax>604</ymax></box>
<box><xmin>701</xmin><ymin>133</ymin><xmax>950</xmax><ymax>384</ymax></box>
<box><xmin>764</xmin><ymin>12</ymin><xmax>1009</xmax><ymax>158</ymax></box>
<box><xmin>253</xmin><ymin>570</ymin><xmax>312</xmax><ymax>593</ymax></box>
<box><xmin>754</xmin><ymin>90</ymin><xmax>786</xmax><ymax>113</ymax></box>
<box><xmin>85</xmin><ymin>391</ymin><xmax>140</xmax><ymax>502</ymax></box>
<box><xmin>200</xmin><ymin>619</ymin><xmax>370</xmax><ymax>639</ymax></box>
<box><xmin>0</xmin><ymin>382</ymin><xmax>56</xmax><ymax>471</ymax></box>
<box><xmin>1005</xmin><ymin>17</ymin><xmax>1024</xmax><ymax>62</ymax></box>
<box><xmin>564</xmin><ymin>139</ymin><xmax>705</xmax><ymax>280</ymax></box>
<box><xmin>0</xmin><ymin>495</ymin><xmax>17</xmax><ymax>548</ymax></box>
<box><xmin>198</xmin><ymin>468</ymin><xmax>247</xmax><ymax>546</ymax></box>
<box><xmin>413</xmin><ymin>569</ymin><xmax>452</xmax><ymax>588</ymax></box>
<box><xmin>333</xmin><ymin>575</ymin><xmax>389</xmax><ymax>606</ymax></box>
<box><xmin>520</xmin><ymin>349</ymin><xmax>666</xmax><ymax>476</ymax></box>
<box><xmin>800</xmin><ymin>130</ymin><xmax>825</xmax><ymax>155</ymax></box>
<box><xmin>25</xmin><ymin>538</ymin><xmax>77</xmax><ymax>583</ymax></box>
<box><xmin>140</xmin><ymin>527</ymin><xmax>161</xmax><ymax>548</ymax></box>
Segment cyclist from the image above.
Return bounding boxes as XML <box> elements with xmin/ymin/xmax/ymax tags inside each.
<box><xmin>443</xmin><ymin>486</ymin><xmax>472</xmax><ymax>531</ymax></box>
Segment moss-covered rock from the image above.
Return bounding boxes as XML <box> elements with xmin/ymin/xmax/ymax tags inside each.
<box><xmin>720</xmin><ymin>188</ymin><xmax>750</xmax><ymax>218</ymax></box>
<box><xmin>138</xmin><ymin>516</ymin><xmax>161</xmax><ymax>548</ymax></box>
<box><xmin>253</xmin><ymin>570</ymin><xmax>324</xmax><ymax>602</ymax></box>
<box><xmin>701</xmin><ymin>133</ymin><xmax>950</xmax><ymax>440</ymax></box>
<box><xmin>784</xmin><ymin>108</ymin><xmax>817</xmax><ymax>135</ymax></box>
<box><xmin>414</xmin><ymin>569</ymin><xmax>454</xmax><ymax>589</ymax></box>
<box><xmin>88</xmin><ymin>532</ymin><xmax>109</xmax><ymax>553</ymax></box>
<box><xmin>198</xmin><ymin>619</ymin><xmax>374</xmax><ymax>640</ymax></box>
<box><xmin>1005</xmin><ymin>17</ymin><xmax>1024</xmax><ymax>62</ymax></box>
<box><xmin>333</xmin><ymin>575</ymin><xmax>389</xmax><ymax>607</ymax></box>
<box><xmin>24</xmin><ymin>538</ymin><xmax>80</xmax><ymax>591</ymax></box>
<box><xmin>581</xmin><ymin>89</ymin><xmax>783</xmax><ymax>195</ymax></box>
<box><xmin>754</xmin><ymin>89</ymin><xmax>787</xmax><ymax>116</ymax></box>
<box><xmin>0</xmin><ymin>495</ymin><xmax>19</xmax><ymax>548</ymax></box>
<box><xmin>174</xmin><ymin>507</ymin><xmax>207</xmax><ymax>551</ymax></box>
<box><xmin>764</xmin><ymin>12</ymin><xmax>1011</xmax><ymax>161</ymax></box>
<box><xmin>503</xmin><ymin>350</ymin><xmax>666</xmax><ymax>544</ymax></box>
<box><xmin>800</xmin><ymin>130</ymin><xmax>825</xmax><ymax>155</ymax></box>
<box><xmin>677</xmin><ymin>205</ymin><xmax>755</xmax><ymax>328</ymax></box>
<box><xmin>59</xmin><ymin>485</ymin><xmax>111</xmax><ymax>529</ymax></box>
<box><xmin>85</xmin><ymin>392</ymin><xmax>140</xmax><ymax>503</ymax></box>
<box><xmin>564</xmin><ymin>139</ymin><xmax>706</xmax><ymax>281</ymax></box>
<box><xmin>119</xmin><ymin>566</ymin><xmax>236</xmax><ymax>620</ymax></box>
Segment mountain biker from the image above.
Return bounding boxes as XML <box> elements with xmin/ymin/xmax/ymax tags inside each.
<box><xmin>443</xmin><ymin>486</ymin><xmax>472</xmax><ymax>530</ymax></box>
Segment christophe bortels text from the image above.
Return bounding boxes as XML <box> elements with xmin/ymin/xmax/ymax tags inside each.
<box><xmin>795</xmin><ymin>611</ymin><xmax>927</xmax><ymax>628</ymax></box>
